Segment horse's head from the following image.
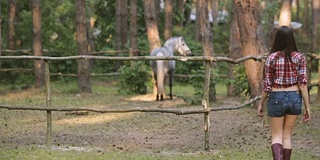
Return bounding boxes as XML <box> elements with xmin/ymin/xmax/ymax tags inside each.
<box><xmin>176</xmin><ymin>36</ymin><xmax>192</xmax><ymax>56</ymax></box>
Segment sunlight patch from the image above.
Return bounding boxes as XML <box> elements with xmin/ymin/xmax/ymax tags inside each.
<box><xmin>54</xmin><ymin>113</ymin><xmax>137</xmax><ymax>125</ymax></box>
<box><xmin>127</xmin><ymin>94</ymin><xmax>156</xmax><ymax>101</ymax></box>
<box><xmin>39</xmin><ymin>145</ymin><xmax>102</xmax><ymax>152</ymax></box>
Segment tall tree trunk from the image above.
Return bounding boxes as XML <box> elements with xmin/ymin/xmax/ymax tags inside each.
<box><xmin>87</xmin><ymin>17</ymin><xmax>95</xmax><ymax>70</ymax></box>
<box><xmin>279</xmin><ymin>0</ymin><xmax>292</xmax><ymax>27</ymax></box>
<box><xmin>234</xmin><ymin>0</ymin><xmax>267</xmax><ymax>107</ymax></box>
<box><xmin>32</xmin><ymin>0</ymin><xmax>44</xmax><ymax>88</ymax></box>
<box><xmin>177</xmin><ymin>0</ymin><xmax>185</xmax><ymax>27</ymax></box>
<box><xmin>266</xmin><ymin>0</ymin><xmax>277</xmax><ymax>48</ymax></box>
<box><xmin>195</xmin><ymin>0</ymin><xmax>201</xmax><ymax>41</ymax></box>
<box><xmin>296</xmin><ymin>0</ymin><xmax>300</xmax><ymax>22</ymax></box>
<box><xmin>115</xmin><ymin>0</ymin><xmax>128</xmax><ymax>71</ymax></box>
<box><xmin>115</xmin><ymin>0</ymin><xmax>127</xmax><ymax>50</ymax></box>
<box><xmin>198</xmin><ymin>0</ymin><xmax>216</xmax><ymax>102</ymax></box>
<box><xmin>312</xmin><ymin>0</ymin><xmax>320</xmax><ymax>52</ymax></box>
<box><xmin>120</xmin><ymin>1</ymin><xmax>128</xmax><ymax>47</ymax></box>
<box><xmin>88</xmin><ymin>17</ymin><xmax>95</xmax><ymax>54</ymax></box>
<box><xmin>130</xmin><ymin>0</ymin><xmax>138</xmax><ymax>56</ymax></box>
<box><xmin>313</xmin><ymin>0</ymin><xmax>320</xmax><ymax>102</ymax></box>
<box><xmin>155</xmin><ymin>0</ymin><xmax>161</xmax><ymax>17</ymax></box>
<box><xmin>0</xmin><ymin>0</ymin><xmax>2</xmax><ymax>68</ymax></box>
<box><xmin>210</xmin><ymin>0</ymin><xmax>219</xmax><ymax>26</ymax></box>
<box><xmin>304</xmin><ymin>0</ymin><xmax>310</xmax><ymax>34</ymax></box>
<box><xmin>184</xmin><ymin>0</ymin><xmax>192</xmax><ymax>25</ymax></box>
<box><xmin>144</xmin><ymin>0</ymin><xmax>162</xmax><ymax>96</ymax></box>
<box><xmin>8</xmin><ymin>0</ymin><xmax>16</xmax><ymax>50</ymax></box>
<box><xmin>164</xmin><ymin>0</ymin><xmax>173</xmax><ymax>40</ymax></box>
<box><xmin>76</xmin><ymin>0</ymin><xmax>91</xmax><ymax>93</ymax></box>
<box><xmin>228</xmin><ymin>6</ymin><xmax>242</xmax><ymax>96</ymax></box>
<box><xmin>144</xmin><ymin>0</ymin><xmax>161</xmax><ymax>51</ymax></box>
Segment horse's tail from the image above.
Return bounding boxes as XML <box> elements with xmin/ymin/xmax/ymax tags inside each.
<box><xmin>156</xmin><ymin>52</ymin><xmax>165</xmax><ymax>98</ymax></box>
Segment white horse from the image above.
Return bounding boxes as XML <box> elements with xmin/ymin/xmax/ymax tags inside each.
<box><xmin>150</xmin><ymin>36</ymin><xmax>192</xmax><ymax>101</ymax></box>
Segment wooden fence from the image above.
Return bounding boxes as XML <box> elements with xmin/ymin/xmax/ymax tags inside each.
<box><xmin>0</xmin><ymin>54</ymin><xmax>319</xmax><ymax>151</ymax></box>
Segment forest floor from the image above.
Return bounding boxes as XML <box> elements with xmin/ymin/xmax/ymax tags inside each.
<box><xmin>0</xmin><ymin>80</ymin><xmax>319</xmax><ymax>159</ymax></box>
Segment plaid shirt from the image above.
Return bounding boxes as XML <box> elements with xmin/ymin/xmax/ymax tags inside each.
<box><xmin>263</xmin><ymin>51</ymin><xmax>308</xmax><ymax>92</ymax></box>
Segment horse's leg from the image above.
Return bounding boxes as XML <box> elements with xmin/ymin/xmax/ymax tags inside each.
<box><xmin>153</xmin><ymin>71</ymin><xmax>160</xmax><ymax>101</ymax></box>
<box><xmin>169</xmin><ymin>74</ymin><xmax>173</xmax><ymax>100</ymax></box>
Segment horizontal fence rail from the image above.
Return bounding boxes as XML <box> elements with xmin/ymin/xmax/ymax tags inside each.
<box><xmin>0</xmin><ymin>55</ymin><xmax>265</xmax><ymax>62</ymax></box>
<box><xmin>0</xmin><ymin>53</ymin><xmax>319</xmax><ymax>151</ymax></box>
<box><xmin>0</xmin><ymin>96</ymin><xmax>261</xmax><ymax>115</ymax></box>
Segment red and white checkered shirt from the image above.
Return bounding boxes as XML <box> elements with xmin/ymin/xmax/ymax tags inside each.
<box><xmin>263</xmin><ymin>51</ymin><xmax>308</xmax><ymax>93</ymax></box>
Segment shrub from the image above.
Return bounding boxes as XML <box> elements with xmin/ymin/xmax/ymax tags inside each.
<box><xmin>117</xmin><ymin>61</ymin><xmax>151</xmax><ymax>95</ymax></box>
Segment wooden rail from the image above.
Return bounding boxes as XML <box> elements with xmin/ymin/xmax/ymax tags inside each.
<box><xmin>0</xmin><ymin>53</ymin><xmax>319</xmax><ymax>151</ymax></box>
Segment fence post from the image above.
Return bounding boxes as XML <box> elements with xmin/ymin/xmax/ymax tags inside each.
<box><xmin>203</xmin><ymin>61</ymin><xmax>211</xmax><ymax>151</ymax></box>
<box><xmin>129</xmin><ymin>48</ymin><xmax>134</xmax><ymax>67</ymax></box>
<box><xmin>44</xmin><ymin>60</ymin><xmax>52</xmax><ymax>149</ymax></box>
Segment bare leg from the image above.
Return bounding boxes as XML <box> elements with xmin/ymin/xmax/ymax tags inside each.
<box><xmin>283</xmin><ymin>114</ymin><xmax>298</xmax><ymax>149</ymax></box>
<box><xmin>270</xmin><ymin>116</ymin><xmax>285</xmax><ymax>160</ymax></box>
<box><xmin>269</xmin><ymin>116</ymin><xmax>285</xmax><ymax>144</ymax></box>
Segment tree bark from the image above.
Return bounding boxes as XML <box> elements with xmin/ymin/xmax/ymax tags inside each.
<box><xmin>144</xmin><ymin>0</ymin><xmax>162</xmax><ymax>96</ymax></box>
<box><xmin>228</xmin><ymin>5</ymin><xmax>242</xmax><ymax>96</ymax></box>
<box><xmin>304</xmin><ymin>0</ymin><xmax>310</xmax><ymax>34</ymax></box>
<box><xmin>121</xmin><ymin>1</ymin><xmax>128</xmax><ymax>48</ymax></box>
<box><xmin>8</xmin><ymin>0</ymin><xmax>16</xmax><ymax>50</ymax></box>
<box><xmin>115</xmin><ymin>0</ymin><xmax>127</xmax><ymax>50</ymax></box>
<box><xmin>279</xmin><ymin>0</ymin><xmax>292</xmax><ymax>27</ymax></box>
<box><xmin>32</xmin><ymin>0</ymin><xmax>45</xmax><ymax>88</ymax></box>
<box><xmin>198</xmin><ymin>0</ymin><xmax>216</xmax><ymax>102</ymax></box>
<box><xmin>76</xmin><ymin>0</ymin><xmax>91</xmax><ymax>93</ymax></box>
<box><xmin>312</xmin><ymin>0</ymin><xmax>320</xmax><ymax>52</ymax></box>
<box><xmin>195</xmin><ymin>0</ymin><xmax>201</xmax><ymax>41</ymax></box>
<box><xmin>164</xmin><ymin>0</ymin><xmax>173</xmax><ymax>40</ymax></box>
<box><xmin>130</xmin><ymin>0</ymin><xmax>138</xmax><ymax>56</ymax></box>
<box><xmin>184</xmin><ymin>0</ymin><xmax>192</xmax><ymax>25</ymax></box>
<box><xmin>115</xmin><ymin>0</ymin><xmax>128</xmax><ymax>70</ymax></box>
<box><xmin>210</xmin><ymin>0</ymin><xmax>219</xmax><ymax>26</ymax></box>
<box><xmin>313</xmin><ymin>0</ymin><xmax>320</xmax><ymax>102</ymax></box>
<box><xmin>87</xmin><ymin>14</ymin><xmax>95</xmax><ymax>70</ymax></box>
<box><xmin>0</xmin><ymin>1</ymin><xmax>2</xmax><ymax>68</ymax></box>
<box><xmin>199</xmin><ymin>0</ymin><xmax>214</xmax><ymax>57</ymax></box>
<box><xmin>234</xmin><ymin>0</ymin><xmax>267</xmax><ymax>107</ymax></box>
<box><xmin>87</xmin><ymin>8</ymin><xmax>95</xmax><ymax>54</ymax></box>
<box><xmin>296</xmin><ymin>0</ymin><xmax>300</xmax><ymax>22</ymax></box>
<box><xmin>144</xmin><ymin>0</ymin><xmax>161</xmax><ymax>51</ymax></box>
<box><xmin>177</xmin><ymin>0</ymin><xmax>185</xmax><ymax>27</ymax></box>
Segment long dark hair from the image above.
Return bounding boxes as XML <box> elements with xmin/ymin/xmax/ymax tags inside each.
<box><xmin>270</xmin><ymin>26</ymin><xmax>298</xmax><ymax>63</ymax></box>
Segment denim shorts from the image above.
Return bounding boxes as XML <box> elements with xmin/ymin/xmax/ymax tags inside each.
<box><xmin>267</xmin><ymin>91</ymin><xmax>302</xmax><ymax>117</ymax></box>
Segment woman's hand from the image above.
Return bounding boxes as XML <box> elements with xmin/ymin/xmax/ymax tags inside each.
<box><xmin>303</xmin><ymin>108</ymin><xmax>311</xmax><ymax>123</ymax></box>
<box><xmin>257</xmin><ymin>104</ymin><xmax>264</xmax><ymax>117</ymax></box>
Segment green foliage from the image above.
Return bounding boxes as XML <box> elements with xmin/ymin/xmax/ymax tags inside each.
<box><xmin>0</xmin><ymin>59</ymin><xmax>34</xmax><ymax>88</ymax></box>
<box><xmin>260</xmin><ymin>0</ymin><xmax>280</xmax><ymax>27</ymax></box>
<box><xmin>229</xmin><ymin>64</ymin><xmax>251</xmax><ymax>97</ymax></box>
<box><xmin>117</xmin><ymin>61</ymin><xmax>151</xmax><ymax>95</ymax></box>
<box><xmin>212</xmin><ymin>25</ymin><xmax>230</xmax><ymax>55</ymax></box>
<box><xmin>41</xmin><ymin>0</ymin><xmax>76</xmax><ymax>51</ymax></box>
<box><xmin>180</xmin><ymin>65</ymin><xmax>219</xmax><ymax>105</ymax></box>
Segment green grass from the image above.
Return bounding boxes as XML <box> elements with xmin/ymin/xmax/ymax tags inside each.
<box><xmin>0</xmin><ymin>146</ymin><xmax>319</xmax><ymax>160</ymax></box>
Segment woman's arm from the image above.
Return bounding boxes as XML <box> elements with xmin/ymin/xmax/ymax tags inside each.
<box><xmin>257</xmin><ymin>91</ymin><xmax>269</xmax><ymax>117</ymax></box>
<box><xmin>298</xmin><ymin>84</ymin><xmax>311</xmax><ymax>122</ymax></box>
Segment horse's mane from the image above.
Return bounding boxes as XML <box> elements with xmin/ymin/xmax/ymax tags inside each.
<box><xmin>164</xmin><ymin>36</ymin><xmax>181</xmax><ymax>47</ymax></box>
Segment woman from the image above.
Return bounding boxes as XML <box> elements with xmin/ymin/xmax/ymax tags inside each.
<box><xmin>257</xmin><ymin>26</ymin><xmax>311</xmax><ymax>160</ymax></box>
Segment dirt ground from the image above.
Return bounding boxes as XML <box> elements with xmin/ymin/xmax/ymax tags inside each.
<box><xmin>0</xmin><ymin>88</ymin><xmax>319</xmax><ymax>157</ymax></box>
